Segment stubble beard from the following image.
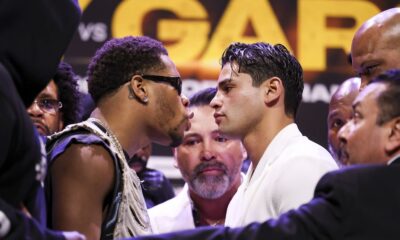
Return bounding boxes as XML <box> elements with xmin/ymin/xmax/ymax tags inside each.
<box><xmin>168</xmin><ymin>116</ymin><xmax>188</xmax><ymax>147</ymax></box>
<box><xmin>156</xmin><ymin>95</ymin><xmax>185</xmax><ymax>147</ymax></box>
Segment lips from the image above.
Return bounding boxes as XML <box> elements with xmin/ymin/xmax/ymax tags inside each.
<box><xmin>33</xmin><ymin>122</ymin><xmax>48</xmax><ymax>135</ymax></box>
<box><xmin>199</xmin><ymin>166</ymin><xmax>224</xmax><ymax>176</ymax></box>
<box><xmin>339</xmin><ymin>148</ymin><xmax>350</xmax><ymax>165</ymax></box>
<box><xmin>194</xmin><ymin>162</ymin><xmax>227</xmax><ymax>177</ymax></box>
<box><xmin>213</xmin><ymin>112</ymin><xmax>224</xmax><ymax>124</ymax></box>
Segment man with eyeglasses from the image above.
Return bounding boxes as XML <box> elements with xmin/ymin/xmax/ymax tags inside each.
<box><xmin>45</xmin><ymin>36</ymin><xmax>192</xmax><ymax>239</ymax></box>
<box><xmin>27</xmin><ymin>62</ymin><xmax>81</xmax><ymax>136</ymax></box>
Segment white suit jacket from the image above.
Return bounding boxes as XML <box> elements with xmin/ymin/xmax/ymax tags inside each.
<box><xmin>148</xmin><ymin>184</ymin><xmax>195</xmax><ymax>234</ymax></box>
<box><xmin>225</xmin><ymin>123</ymin><xmax>338</xmax><ymax>227</ymax></box>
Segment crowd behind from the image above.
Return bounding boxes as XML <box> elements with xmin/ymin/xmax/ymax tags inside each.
<box><xmin>0</xmin><ymin>1</ymin><xmax>399</xmax><ymax>240</ymax></box>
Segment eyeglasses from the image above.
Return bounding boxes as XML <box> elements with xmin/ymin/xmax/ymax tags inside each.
<box><xmin>142</xmin><ymin>74</ymin><xmax>182</xmax><ymax>95</ymax></box>
<box><xmin>33</xmin><ymin>98</ymin><xmax>63</xmax><ymax>114</ymax></box>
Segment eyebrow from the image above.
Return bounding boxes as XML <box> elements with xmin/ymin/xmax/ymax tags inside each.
<box><xmin>217</xmin><ymin>78</ymin><xmax>233</xmax><ymax>89</ymax></box>
<box><xmin>360</xmin><ymin>58</ymin><xmax>382</xmax><ymax>68</ymax></box>
<box><xmin>184</xmin><ymin>130</ymin><xmax>221</xmax><ymax>139</ymax></box>
<box><xmin>183</xmin><ymin>132</ymin><xmax>201</xmax><ymax>139</ymax></box>
<box><xmin>327</xmin><ymin>110</ymin><xmax>340</xmax><ymax>120</ymax></box>
<box><xmin>211</xmin><ymin>130</ymin><xmax>222</xmax><ymax>136</ymax></box>
<box><xmin>352</xmin><ymin>101</ymin><xmax>361</xmax><ymax>111</ymax></box>
<box><xmin>37</xmin><ymin>93</ymin><xmax>57</xmax><ymax>99</ymax></box>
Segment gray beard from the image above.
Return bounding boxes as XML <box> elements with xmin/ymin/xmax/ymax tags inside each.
<box><xmin>190</xmin><ymin>174</ymin><xmax>230</xmax><ymax>199</ymax></box>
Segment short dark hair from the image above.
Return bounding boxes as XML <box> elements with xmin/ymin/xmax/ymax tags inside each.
<box><xmin>189</xmin><ymin>87</ymin><xmax>217</xmax><ymax>107</ymax></box>
<box><xmin>87</xmin><ymin>36</ymin><xmax>168</xmax><ymax>104</ymax></box>
<box><xmin>221</xmin><ymin>42</ymin><xmax>303</xmax><ymax>118</ymax></box>
<box><xmin>370</xmin><ymin>69</ymin><xmax>400</xmax><ymax>125</ymax></box>
<box><xmin>54</xmin><ymin>62</ymin><xmax>81</xmax><ymax>126</ymax></box>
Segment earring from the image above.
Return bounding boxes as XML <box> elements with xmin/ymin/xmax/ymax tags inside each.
<box><xmin>142</xmin><ymin>96</ymin><xmax>148</xmax><ymax>103</ymax></box>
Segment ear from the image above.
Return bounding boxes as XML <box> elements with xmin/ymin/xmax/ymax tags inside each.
<box><xmin>172</xmin><ymin>148</ymin><xmax>179</xmax><ymax>168</ymax></box>
<box><xmin>385</xmin><ymin>118</ymin><xmax>400</xmax><ymax>153</ymax></box>
<box><xmin>263</xmin><ymin>77</ymin><xmax>283</xmax><ymax>106</ymax></box>
<box><xmin>58</xmin><ymin>115</ymin><xmax>64</xmax><ymax>131</ymax></box>
<box><xmin>128</xmin><ymin>75</ymin><xmax>149</xmax><ymax>104</ymax></box>
<box><xmin>240</xmin><ymin>142</ymin><xmax>247</xmax><ymax>161</ymax></box>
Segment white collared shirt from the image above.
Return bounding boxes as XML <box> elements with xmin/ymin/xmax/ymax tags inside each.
<box><xmin>148</xmin><ymin>184</ymin><xmax>194</xmax><ymax>234</ymax></box>
<box><xmin>225</xmin><ymin>123</ymin><xmax>338</xmax><ymax>227</ymax></box>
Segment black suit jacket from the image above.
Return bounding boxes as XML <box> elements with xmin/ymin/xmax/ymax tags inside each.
<box><xmin>0</xmin><ymin>0</ymin><xmax>80</xmax><ymax>238</ymax></box>
<box><xmin>133</xmin><ymin>157</ymin><xmax>400</xmax><ymax>240</ymax></box>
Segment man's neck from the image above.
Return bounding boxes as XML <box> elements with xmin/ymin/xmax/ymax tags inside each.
<box><xmin>90</xmin><ymin>107</ymin><xmax>149</xmax><ymax>158</ymax></box>
<box><xmin>243</xmin><ymin>116</ymin><xmax>293</xmax><ymax>170</ymax></box>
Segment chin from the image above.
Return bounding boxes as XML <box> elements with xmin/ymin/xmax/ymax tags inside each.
<box><xmin>165</xmin><ymin>127</ymin><xmax>184</xmax><ymax>147</ymax></box>
<box><xmin>218</xmin><ymin>124</ymin><xmax>235</xmax><ymax>137</ymax></box>
<box><xmin>37</xmin><ymin>129</ymin><xmax>46</xmax><ymax>136</ymax></box>
<box><xmin>220</xmin><ymin>130</ymin><xmax>240</xmax><ymax>140</ymax></box>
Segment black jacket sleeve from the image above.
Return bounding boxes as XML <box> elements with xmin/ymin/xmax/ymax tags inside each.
<box><xmin>0</xmin><ymin>199</ymin><xmax>65</xmax><ymax>240</ymax></box>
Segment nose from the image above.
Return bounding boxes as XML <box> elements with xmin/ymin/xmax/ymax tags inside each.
<box><xmin>210</xmin><ymin>91</ymin><xmax>221</xmax><ymax>110</ymax></box>
<box><xmin>181</xmin><ymin>94</ymin><xmax>190</xmax><ymax>108</ymax></box>
<box><xmin>181</xmin><ymin>94</ymin><xmax>194</xmax><ymax>120</ymax></box>
<box><xmin>27</xmin><ymin>101</ymin><xmax>44</xmax><ymax>117</ymax></box>
<box><xmin>360</xmin><ymin>77</ymin><xmax>370</xmax><ymax>91</ymax></box>
<box><xmin>338</xmin><ymin>121</ymin><xmax>351</xmax><ymax>145</ymax></box>
<box><xmin>200</xmin><ymin>140</ymin><xmax>216</xmax><ymax>162</ymax></box>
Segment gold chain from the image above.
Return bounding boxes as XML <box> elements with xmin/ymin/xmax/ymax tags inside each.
<box><xmin>89</xmin><ymin>118</ymin><xmax>125</xmax><ymax>159</ymax></box>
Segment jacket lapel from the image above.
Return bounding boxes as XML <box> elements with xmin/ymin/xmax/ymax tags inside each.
<box><xmin>390</xmin><ymin>157</ymin><xmax>400</xmax><ymax>165</ymax></box>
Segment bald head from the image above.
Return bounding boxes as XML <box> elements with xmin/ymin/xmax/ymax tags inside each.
<box><xmin>351</xmin><ymin>8</ymin><xmax>400</xmax><ymax>88</ymax></box>
<box><xmin>328</xmin><ymin>77</ymin><xmax>361</xmax><ymax>165</ymax></box>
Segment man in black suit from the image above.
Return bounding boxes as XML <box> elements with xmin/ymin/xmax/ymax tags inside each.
<box><xmin>131</xmin><ymin>68</ymin><xmax>400</xmax><ymax>240</ymax></box>
<box><xmin>0</xmin><ymin>0</ymin><xmax>83</xmax><ymax>239</ymax></box>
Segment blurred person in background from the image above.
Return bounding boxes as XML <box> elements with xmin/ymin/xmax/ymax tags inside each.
<box><xmin>128</xmin><ymin>144</ymin><xmax>175</xmax><ymax>208</ymax></box>
<box><xmin>351</xmin><ymin>7</ymin><xmax>400</xmax><ymax>88</ymax></box>
<box><xmin>327</xmin><ymin>77</ymin><xmax>360</xmax><ymax>166</ymax></box>
<box><xmin>27</xmin><ymin>62</ymin><xmax>81</xmax><ymax>136</ymax></box>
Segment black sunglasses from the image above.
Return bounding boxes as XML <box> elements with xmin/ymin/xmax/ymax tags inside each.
<box><xmin>142</xmin><ymin>75</ymin><xmax>182</xmax><ymax>95</ymax></box>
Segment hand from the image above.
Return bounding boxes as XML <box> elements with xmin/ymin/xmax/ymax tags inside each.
<box><xmin>62</xmin><ymin>231</ymin><xmax>86</xmax><ymax>240</ymax></box>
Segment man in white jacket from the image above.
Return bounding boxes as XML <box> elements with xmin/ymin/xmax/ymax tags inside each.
<box><xmin>211</xmin><ymin>42</ymin><xmax>338</xmax><ymax>227</ymax></box>
<box><xmin>149</xmin><ymin>87</ymin><xmax>245</xmax><ymax>233</ymax></box>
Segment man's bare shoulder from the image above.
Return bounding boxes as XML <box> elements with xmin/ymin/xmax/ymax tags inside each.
<box><xmin>51</xmin><ymin>143</ymin><xmax>115</xmax><ymax>190</ymax></box>
<box><xmin>50</xmin><ymin>143</ymin><xmax>116</xmax><ymax>238</ymax></box>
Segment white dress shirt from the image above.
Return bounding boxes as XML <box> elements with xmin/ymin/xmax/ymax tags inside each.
<box><xmin>225</xmin><ymin>123</ymin><xmax>338</xmax><ymax>227</ymax></box>
<box><xmin>148</xmin><ymin>184</ymin><xmax>195</xmax><ymax>234</ymax></box>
